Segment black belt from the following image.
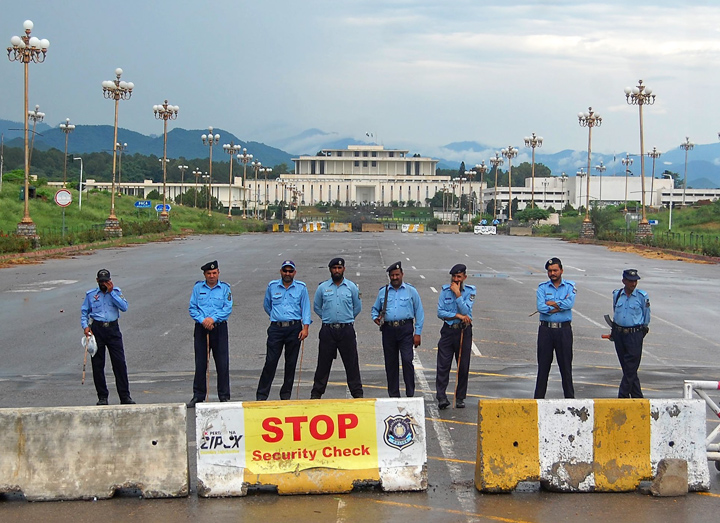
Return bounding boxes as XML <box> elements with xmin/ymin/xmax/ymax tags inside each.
<box><xmin>323</xmin><ymin>322</ymin><xmax>353</xmax><ymax>329</ymax></box>
<box><xmin>90</xmin><ymin>319</ymin><xmax>118</xmax><ymax>328</ymax></box>
<box><xmin>271</xmin><ymin>320</ymin><xmax>301</xmax><ymax>328</ymax></box>
<box><xmin>614</xmin><ymin>325</ymin><xmax>644</xmax><ymax>334</ymax></box>
<box><xmin>384</xmin><ymin>319</ymin><xmax>413</xmax><ymax>327</ymax></box>
<box><xmin>445</xmin><ymin>322</ymin><xmax>468</xmax><ymax>330</ymax></box>
<box><xmin>540</xmin><ymin>321</ymin><xmax>571</xmax><ymax>329</ymax></box>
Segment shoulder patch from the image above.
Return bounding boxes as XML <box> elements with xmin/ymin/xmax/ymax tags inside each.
<box><xmin>227</xmin><ymin>292</ymin><xmax>232</xmax><ymax>301</ymax></box>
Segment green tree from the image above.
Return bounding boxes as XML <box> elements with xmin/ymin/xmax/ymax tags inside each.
<box><xmin>515</xmin><ymin>207</ymin><xmax>550</xmax><ymax>222</ymax></box>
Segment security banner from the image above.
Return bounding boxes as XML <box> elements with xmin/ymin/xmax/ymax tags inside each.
<box><xmin>474</xmin><ymin>225</ymin><xmax>497</xmax><ymax>235</ymax></box>
<box><xmin>196</xmin><ymin>398</ymin><xmax>426</xmax><ymax>496</ymax></box>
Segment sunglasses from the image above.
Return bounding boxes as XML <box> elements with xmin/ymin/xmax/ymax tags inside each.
<box><xmin>282</xmin><ymin>268</ymin><xmax>295</xmax><ymax>273</ymax></box>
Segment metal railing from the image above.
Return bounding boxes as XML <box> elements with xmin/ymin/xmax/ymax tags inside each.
<box><xmin>683</xmin><ymin>380</ymin><xmax>720</xmax><ymax>470</ymax></box>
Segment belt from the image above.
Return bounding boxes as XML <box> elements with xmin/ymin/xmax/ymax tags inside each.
<box><xmin>90</xmin><ymin>319</ymin><xmax>118</xmax><ymax>328</ymax></box>
<box><xmin>445</xmin><ymin>322</ymin><xmax>468</xmax><ymax>330</ymax></box>
<box><xmin>614</xmin><ymin>325</ymin><xmax>644</xmax><ymax>334</ymax></box>
<box><xmin>323</xmin><ymin>322</ymin><xmax>353</xmax><ymax>329</ymax></box>
<box><xmin>271</xmin><ymin>320</ymin><xmax>301</xmax><ymax>328</ymax></box>
<box><xmin>540</xmin><ymin>321</ymin><xmax>571</xmax><ymax>329</ymax></box>
<box><xmin>384</xmin><ymin>319</ymin><xmax>413</xmax><ymax>327</ymax></box>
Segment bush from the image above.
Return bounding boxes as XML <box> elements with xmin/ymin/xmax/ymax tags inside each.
<box><xmin>0</xmin><ymin>232</ymin><xmax>32</xmax><ymax>253</ymax></box>
<box><xmin>121</xmin><ymin>219</ymin><xmax>171</xmax><ymax>236</ymax></box>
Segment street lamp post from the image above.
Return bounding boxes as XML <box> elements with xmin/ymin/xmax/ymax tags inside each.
<box><xmin>201</xmin><ymin>127</ymin><xmax>220</xmax><ymax>216</ymax></box>
<box><xmin>576</xmin><ymin>168</ymin><xmax>586</xmax><ymax>212</ymax></box>
<box><xmin>192</xmin><ymin>168</ymin><xmax>202</xmax><ymax>208</ymax></box>
<box><xmin>679</xmin><ymin>136</ymin><xmax>694</xmax><ymax>207</ymax></box>
<box><xmin>153</xmin><ymin>100</ymin><xmax>179</xmax><ymax>222</ymax></box>
<box><xmin>251</xmin><ymin>160</ymin><xmax>262</xmax><ymax>219</ymax></box>
<box><xmin>116</xmin><ymin>142</ymin><xmax>127</xmax><ymax>194</ymax></box>
<box><xmin>59</xmin><ymin>118</ymin><xmax>75</xmax><ymax>188</ymax></box>
<box><xmin>73</xmin><ymin>156</ymin><xmax>84</xmax><ymax>210</ymax></box>
<box><xmin>621</xmin><ymin>154</ymin><xmax>633</xmax><ymax>213</ymax></box>
<box><xmin>646</xmin><ymin>147</ymin><xmax>661</xmax><ymax>207</ymax></box>
<box><xmin>178</xmin><ymin>164</ymin><xmax>188</xmax><ymax>205</ymax></box>
<box><xmin>523</xmin><ymin>133</ymin><xmax>543</xmax><ymax>208</ymax></box>
<box><xmin>28</xmin><ymin>104</ymin><xmax>45</xmax><ymax>173</ymax></box>
<box><xmin>594</xmin><ymin>160</ymin><xmax>606</xmax><ymax>206</ymax></box>
<box><xmin>237</xmin><ymin>148</ymin><xmax>253</xmax><ymax>218</ymax></box>
<box><xmin>560</xmin><ymin>172</ymin><xmax>568</xmax><ymax>215</ymax></box>
<box><xmin>474</xmin><ymin>161</ymin><xmax>488</xmax><ymax>218</ymax></box>
<box><xmin>7</xmin><ymin>20</ymin><xmax>49</xmax><ymax>238</ymax></box>
<box><xmin>260</xmin><ymin>166</ymin><xmax>271</xmax><ymax>220</ymax></box>
<box><xmin>223</xmin><ymin>142</ymin><xmax>241</xmax><ymax>219</ymax></box>
<box><xmin>663</xmin><ymin>173</ymin><xmax>674</xmax><ymax>231</ymax></box>
<box><xmin>489</xmin><ymin>153</ymin><xmax>503</xmax><ymax>220</ymax></box>
<box><xmin>624</xmin><ymin>80</ymin><xmax>655</xmax><ymax>238</ymax></box>
<box><xmin>577</xmin><ymin>107</ymin><xmax>602</xmax><ymax>238</ymax></box>
<box><xmin>501</xmin><ymin>146</ymin><xmax>518</xmax><ymax>220</ymax></box>
<box><xmin>102</xmin><ymin>68</ymin><xmax>134</xmax><ymax>236</ymax></box>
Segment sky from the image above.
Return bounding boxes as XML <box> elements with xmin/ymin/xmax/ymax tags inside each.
<box><xmin>1</xmin><ymin>0</ymin><xmax>719</xmax><ymax>163</ymax></box>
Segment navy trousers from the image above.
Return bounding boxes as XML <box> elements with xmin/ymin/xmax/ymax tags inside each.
<box><xmin>90</xmin><ymin>321</ymin><xmax>131</xmax><ymax>401</ymax></box>
<box><xmin>435</xmin><ymin>324</ymin><xmax>472</xmax><ymax>402</ymax></box>
<box><xmin>382</xmin><ymin>322</ymin><xmax>416</xmax><ymax>397</ymax></box>
<box><xmin>256</xmin><ymin>323</ymin><xmax>302</xmax><ymax>400</ymax></box>
<box><xmin>193</xmin><ymin>322</ymin><xmax>230</xmax><ymax>401</ymax></box>
<box><xmin>311</xmin><ymin>324</ymin><xmax>363</xmax><ymax>398</ymax></box>
<box><xmin>614</xmin><ymin>330</ymin><xmax>644</xmax><ymax>398</ymax></box>
<box><xmin>534</xmin><ymin>324</ymin><xmax>574</xmax><ymax>399</ymax></box>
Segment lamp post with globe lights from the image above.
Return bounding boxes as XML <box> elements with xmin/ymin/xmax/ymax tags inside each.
<box><xmin>7</xmin><ymin>20</ymin><xmax>49</xmax><ymax>238</ymax></box>
<box><xmin>116</xmin><ymin>142</ymin><xmax>127</xmax><ymax>193</ymax></box>
<box><xmin>524</xmin><ymin>133</ymin><xmax>543</xmax><ymax>208</ymax></box>
<box><xmin>594</xmin><ymin>160</ymin><xmax>606</xmax><ymax>206</ymax></box>
<box><xmin>27</xmin><ymin>104</ymin><xmax>44</xmax><ymax>170</ymax></box>
<box><xmin>577</xmin><ymin>107</ymin><xmax>602</xmax><ymax>237</ymax></box>
<box><xmin>679</xmin><ymin>136</ymin><xmax>694</xmax><ymax>206</ymax></box>
<box><xmin>201</xmin><ymin>127</ymin><xmax>220</xmax><ymax>216</ymax></box>
<box><xmin>153</xmin><ymin>100</ymin><xmax>179</xmax><ymax>222</ymax></box>
<box><xmin>621</xmin><ymin>154</ymin><xmax>633</xmax><ymax>213</ymax></box>
<box><xmin>560</xmin><ymin>172</ymin><xmax>568</xmax><ymax>215</ymax></box>
<box><xmin>501</xmin><ymin>146</ymin><xmax>518</xmax><ymax>220</ymax></box>
<box><xmin>178</xmin><ymin>164</ymin><xmax>188</xmax><ymax>205</ymax></box>
<box><xmin>489</xmin><ymin>153</ymin><xmax>503</xmax><ymax>220</ymax></box>
<box><xmin>576</xmin><ymin>168</ymin><xmax>586</xmax><ymax>212</ymax></box>
<box><xmin>192</xmin><ymin>168</ymin><xmax>202</xmax><ymax>208</ymax></box>
<box><xmin>474</xmin><ymin>161</ymin><xmax>488</xmax><ymax>217</ymax></box>
<box><xmin>102</xmin><ymin>68</ymin><xmax>134</xmax><ymax>236</ymax></box>
<box><xmin>223</xmin><ymin>141</ymin><xmax>241</xmax><ymax>218</ymax></box>
<box><xmin>260</xmin><ymin>166</ymin><xmax>272</xmax><ymax>220</ymax></box>
<box><xmin>59</xmin><ymin>118</ymin><xmax>75</xmax><ymax>188</ymax></box>
<box><xmin>646</xmin><ymin>147</ymin><xmax>661</xmax><ymax>207</ymax></box>
<box><xmin>237</xmin><ymin>148</ymin><xmax>253</xmax><ymax>218</ymax></box>
<box><xmin>251</xmin><ymin>159</ymin><xmax>262</xmax><ymax>219</ymax></box>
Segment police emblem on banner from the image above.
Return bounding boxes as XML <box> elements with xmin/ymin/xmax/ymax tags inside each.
<box><xmin>383</xmin><ymin>414</ymin><xmax>416</xmax><ymax>450</ymax></box>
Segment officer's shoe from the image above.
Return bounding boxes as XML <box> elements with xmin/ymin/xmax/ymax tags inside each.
<box><xmin>219</xmin><ymin>398</ymin><xmax>229</xmax><ymax>402</ymax></box>
<box><xmin>121</xmin><ymin>397</ymin><xmax>136</xmax><ymax>405</ymax></box>
<box><xmin>438</xmin><ymin>398</ymin><xmax>450</xmax><ymax>410</ymax></box>
<box><xmin>310</xmin><ymin>394</ymin><xmax>322</xmax><ymax>400</ymax></box>
<box><xmin>96</xmin><ymin>398</ymin><xmax>109</xmax><ymax>406</ymax></box>
<box><xmin>455</xmin><ymin>400</ymin><xmax>465</xmax><ymax>409</ymax></box>
<box><xmin>187</xmin><ymin>397</ymin><xmax>203</xmax><ymax>408</ymax></box>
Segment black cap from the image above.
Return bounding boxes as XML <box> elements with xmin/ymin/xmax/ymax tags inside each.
<box><xmin>387</xmin><ymin>261</ymin><xmax>402</xmax><ymax>273</ymax></box>
<box><xmin>201</xmin><ymin>260</ymin><xmax>218</xmax><ymax>272</ymax></box>
<box><xmin>545</xmin><ymin>257</ymin><xmax>562</xmax><ymax>270</ymax></box>
<box><xmin>96</xmin><ymin>269</ymin><xmax>111</xmax><ymax>282</ymax></box>
<box><xmin>328</xmin><ymin>257</ymin><xmax>345</xmax><ymax>268</ymax></box>
<box><xmin>449</xmin><ymin>264</ymin><xmax>466</xmax><ymax>275</ymax></box>
<box><xmin>623</xmin><ymin>268</ymin><xmax>641</xmax><ymax>281</ymax></box>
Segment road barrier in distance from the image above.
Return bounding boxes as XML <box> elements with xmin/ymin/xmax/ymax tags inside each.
<box><xmin>401</xmin><ymin>224</ymin><xmax>424</xmax><ymax>233</ymax></box>
<box><xmin>436</xmin><ymin>224</ymin><xmax>459</xmax><ymax>234</ymax></box>
<box><xmin>361</xmin><ymin>223</ymin><xmax>384</xmax><ymax>232</ymax></box>
<box><xmin>196</xmin><ymin>398</ymin><xmax>427</xmax><ymax>496</ymax></box>
<box><xmin>272</xmin><ymin>223</ymin><xmax>291</xmax><ymax>232</ymax></box>
<box><xmin>329</xmin><ymin>222</ymin><xmax>352</xmax><ymax>232</ymax></box>
<box><xmin>0</xmin><ymin>404</ymin><xmax>189</xmax><ymax>501</ymax></box>
<box><xmin>475</xmin><ymin>399</ymin><xmax>710</xmax><ymax>493</ymax></box>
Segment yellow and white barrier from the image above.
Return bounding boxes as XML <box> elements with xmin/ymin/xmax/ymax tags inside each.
<box><xmin>196</xmin><ymin>398</ymin><xmax>426</xmax><ymax>496</ymax></box>
<box><xmin>475</xmin><ymin>399</ymin><xmax>709</xmax><ymax>493</ymax></box>
<box><xmin>272</xmin><ymin>223</ymin><xmax>291</xmax><ymax>232</ymax></box>
<box><xmin>329</xmin><ymin>222</ymin><xmax>352</xmax><ymax>232</ymax></box>
<box><xmin>401</xmin><ymin>224</ymin><xmax>424</xmax><ymax>233</ymax></box>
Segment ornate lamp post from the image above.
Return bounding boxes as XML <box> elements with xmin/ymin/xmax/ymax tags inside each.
<box><xmin>523</xmin><ymin>133</ymin><xmax>543</xmax><ymax>208</ymax></box>
<box><xmin>201</xmin><ymin>127</ymin><xmax>220</xmax><ymax>216</ymax></box>
<box><xmin>624</xmin><ymin>80</ymin><xmax>655</xmax><ymax>237</ymax></box>
<box><xmin>577</xmin><ymin>107</ymin><xmax>602</xmax><ymax>237</ymax></box>
<box><xmin>560</xmin><ymin>172</ymin><xmax>568</xmax><ymax>215</ymax></box>
<box><xmin>501</xmin><ymin>146</ymin><xmax>518</xmax><ymax>220</ymax></box>
<box><xmin>489</xmin><ymin>152</ymin><xmax>503</xmax><ymax>220</ymax></box>
<box><xmin>260</xmin><ymin>166</ymin><xmax>271</xmax><ymax>220</ymax></box>
<box><xmin>474</xmin><ymin>161</ymin><xmax>488</xmax><ymax>217</ymax></box>
<box><xmin>621</xmin><ymin>154</ymin><xmax>633</xmax><ymax>213</ymax></box>
<box><xmin>251</xmin><ymin>159</ymin><xmax>262</xmax><ymax>219</ymax></box>
<box><xmin>576</xmin><ymin>168</ymin><xmax>586</xmax><ymax>212</ymax></box>
<box><xmin>7</xmin><ymin>20</ymin><xmax>49</xmax><ymax>238</ymax></box>
<box><xmin>223</xmin><ymin>141</ymin><xmax>241</xmax><ymax>218</ymax></box>
<box><xmin>153</xmin><ymin>100</ymin><xmax>179</xmax><ymax>222</ymax></box>
<box><xmin>59</xmin><ymin>118</ymin><xmax>75</xmax><ymax>188</ymax></box>
<box><xmin>237</xmin><ymin>148</ymin><xmax>253</xmax><ymax>218</ymax></box>
<box><xmin>102</xmin><ymin>68</ymin><xmax>134</xmax><ymax>236</ymax></box>
<box><xmin>178</xmin><ymin>164</ymin><xmax>188</xmax><ymax>205</ymax></box>
<box><xmin>27</xmin><ymin>104</ymin><xmax>45</xmax><ymax>171</ymax></box>
<box><xmin>646</xmin><ymin>147</ymin><xmax>661</xmax><ymax>207</ymax></box>
<box><xmin>679</xmin><ymin>136</ymin><xmax>694</xmax><ymax>206</ymax></box>
<box><xmin>192</xmin><ymin>168</ymin><xmax>202</xmax><ymax>208</ymax></box>
<box><xmin>116</xmin><ymin>142</ymin><xmax>127</xmax><ymax>193</ymax></box>
<box><xmin>594</xmin><ymin>160</ymin><xmax>606</xmax><ymax>206</ymax></box>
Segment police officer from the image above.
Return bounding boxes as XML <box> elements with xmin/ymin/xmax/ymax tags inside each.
<box><xmin>311</xmin><ymin>257</ymin><xmax>363</xmax><ymax>399</ymax></box>
<box><xmin>188</xmin><ymin>260</ymin><xmax>233</xmax><ymax>407</ymax></box>
<box><xmin>435</xmin><ymin>264</ymin><xmax>476</xmax><ymax>409</ymax></box>
<box><xmin>371</xmin><ymin>261</ymin><xmax>424</xmax><ymax>398</ymax></box>
<box><xmin>256</xmin><ymin>260</ymin><xmax>312</xmax><ymax>400</ymax></box>
<box><xmin>80</xmin><ymin>269</ymin><xmax>135</xmax><ymax>405</ymax></box>
<box><xmin>534</xmin><ymin>257</ymin><xmax>576</xmax><ymax>399</ymax></box>
<box><xmin>611</xmin><ymin>269</ymin><xmax>650</xmax><ymax>398</ymax></box>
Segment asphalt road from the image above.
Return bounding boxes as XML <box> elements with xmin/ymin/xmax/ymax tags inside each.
<box><xmin>1</xmin><ymin>232</ymin><xmax>719</xmax><ymax>522</ymax></box>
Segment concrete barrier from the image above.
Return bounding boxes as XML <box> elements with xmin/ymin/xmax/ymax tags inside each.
<box><xmin>329</xmin><ymin>222</ymin><xmax>352</xmax><ymax>232</ymax></box>
<box><xmin>436</xmin><ymin>224</ymin><xmax>459</xmax><ymax>234</ymax></box>
<box><xmin>361</xmin><ymin>223</ymin><xmax>384</xmax><ymax>232</ymax></box>
<box><xmin>196</xmin><ymin>398</ymin><xmax>426</xmax><ymax>496</ymax></box>
<box><xmin>0</xmin><ymin>404</ymin><xmax>189</xmax><ymax>501</ymax></box>
<box><xmin>509</xmin><ymin>227</ymin><xmax>532</xmax><ymax>236</ymax></box>
<box><xmin>272</xmin><ymin>223</ymin><xmax>291</xmax><ymax>232</ymax></box>
<box><xmin>401</xmin><ymin>224</ymin><xmax>424</xmax><ymax>233</ymax></box>
<box><xmin>475</xmin><ymin>399</ymin><xmax>709</xmax><ymax>493</ymax></box>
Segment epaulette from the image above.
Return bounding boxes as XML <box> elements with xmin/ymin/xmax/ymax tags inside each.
<box><xmin>294</xmin><ymin>280</ymin><xmax>307</xmax><ymax>287</ymax></box>
<box><xmin>86</xmin><ymin>288</ymin><xmax>98</xmax><ymax>295</ymax></box>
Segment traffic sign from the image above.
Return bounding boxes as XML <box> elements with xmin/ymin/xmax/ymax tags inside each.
<box><xmin>54</xmin><ymin>189</ymin><xmax>72</xmax><ymax>207</ymax></box>
<box><xmin>134</xmin><ymin>200</ymin><xmax>152</xmax><ymax>208</ymax></box>
<box><xmin>155</xmin><ymin>203</ymin><xmax>171</xmax><ymax>212</ymax></box>
<box><xmin>648</xmin><ymin>219</ymin><xmax>658</xmax><ymax>225</ymax></box>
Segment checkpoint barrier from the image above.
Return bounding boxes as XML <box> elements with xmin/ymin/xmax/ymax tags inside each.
<box><xmin>272</xmin><ymin>223</ymin><xmax>291</xmax><ymax>232</ymax></box>
<box><xmin>683</xmin><ymin>380</ymin><xmax>720</xmax><ymax>470</ymax></box>
<box><xmin>0</xmin><ymin>404</ymin><xmax>188</xmax><ymax>501</ymax></box>
<box><xmin>329</xmin><ymin>222</ymin><xmax>352</xmax><ymax>232</ymax></box>
<box><xmin>361</xmin><ymin>223</ymin><xmax>384</xmax><ymax>232</ymax></box>
<box><xmin>299</xmin><ymin>222</ymin><xmax>323</xmax><ymax>232</ymax></box>
<box><xmin>473</xmin><ymin>225</ymin><xmax>497</xmax><ymax>235</ymax></box>
<box><xmin>196</xmin><ymin>397</ymin><xmax>426</xmax><ymax>496</ymax></box>
<box><xmin>475</xmin><ymin>399</ymin><xmax>709</xmax><ymax>493</ymax></box>
<box><xmin>401</xmin><ymin>223</ymin><xmax>424</xmax><ymax>233</ymax></box>
<box><xmin>436</xmin><ymin>224</ymin><xmax>459</xmax><ymax>234</ymax></box>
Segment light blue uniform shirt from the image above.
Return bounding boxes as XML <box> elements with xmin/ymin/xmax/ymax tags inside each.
<box><xmin>371</xmin><ymin>282</ymin><xmax>425</xmax><ymax>335</ymax></box>
<box><xmin>536</xmin><ymin>279</ymin><xmax>576</xmax><ymax>323</ymax></box>
<box><xmin>81</xmin><ymin>287</ymin><xmax>128</xmax><ymax>328</ymax></box>
<box><xmin>264</xmin><ymin>279</ymin><xmax>312</xmax><ymax>325</ymax></box>
<box><xmin>613</xmin><ymin>288</ymin><xmax>650</xmax><ymax>327</ymax></box>
<box><xmin>313</xmin><ymin>278</ymin><xmax>362</xmax><ymax>324</ymax></box>
<box><xmin>189</xmin><ymin>280</ymin><xmax>233</xmax><ymax>324</ymax></box>
<box><xmin>436</xmin><ymin>283</ymin><xmax>476</xmax><ymax>325</ymax></box>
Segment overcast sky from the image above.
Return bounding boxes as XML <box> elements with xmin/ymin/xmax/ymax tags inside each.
<box><xmin>2</xmin><ymin>0</ymin><xmax>718</xmax><ymax>160</ymax></box>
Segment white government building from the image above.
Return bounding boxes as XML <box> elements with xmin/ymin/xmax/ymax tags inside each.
<box><xmin>74</xmin><ymin>144</ymin><xmax>716</xmax><ymax>216</ymax></box>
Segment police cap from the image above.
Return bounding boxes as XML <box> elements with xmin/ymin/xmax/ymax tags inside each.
<box><xmin>622</xmin><ymin>268</ymin><xmax>641</xmax><ymax>281</ymax></box>
<box><xmin>449</xmin><ymin>263</ymin><xmax>466</xmax><ymax>275</ymax></box>
<box><xmin>387</xmin><ymin>261</ymin><xmax>402</xmax><ymax>273</ymax></box>
<box><xmin>96</xmin><ymin>269</ymin><xmax>111</xmax><ymax>282</ymax></box>
<box><xmin>201</xmin><ymin>260</ymin><xmax>218</xmax><ymax>272</ymax></box>
<box><xmin>281</xmin><ymin>260</ymin><xmax>296</xmax><ymax>270</ymax></box>
<box><xmin>328</xmin><ymin>257</ymin><xmax>345</xmax><ymax>268</ymax></box>
<box><xmin>545</xmin><ymin>257</ymin><xmax>562</xmax><ymax>270</ymax></box>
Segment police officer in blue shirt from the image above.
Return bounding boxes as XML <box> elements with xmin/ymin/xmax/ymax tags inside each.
<box><xmin>81</xmin><ymin>269</ymin><xmax>135</xmax><ymax>405</ymax></box>
<box><xmin>371</xmin><ymin>261</ymin><xmax>425</xmax><ymax>398</ymax></box>
<box><xmin>436</xmin><ymin>264</ymin><xmax>476</xmax><ymax>409</ymax></box>
<box><xmin>534</xmin><ymin>257</ymin><xmax>576</xmax><ymax>399</ymax></box>
<box><xmin>311</xmin><ymin>257</ymin><xmax>363</xmax><ymax>399</ymax></box>
<box><xmin>256</xmin><ymin>260</ymin><xmax>312</xmax><ymax>400</ymax></box>
<box><xmin>188</xmin><ymin>260</ymin><xmax>233</xmax><ymax>407</ymax></box>
<box><xmin>611</xmin><ymin>269</ymin><xmax>650</xmax><ymax>398</ymax></box>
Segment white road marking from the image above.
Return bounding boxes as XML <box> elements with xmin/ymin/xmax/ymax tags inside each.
<box><xmin>471</xmin><ymin>341</ymin><xmax>481</xmax><ymax>356</ymax></box>
<box><xmin>565</xmin><ymin>265</ymin><xmax>586</xmax><ymax>272</ymax></box>
<box><xmin>509</xmin><ymin>278</ymin><xmax>524</xmax><ymax>284</ymax></box>
<box><xmin>476</xmin><ymin>260</ymin><xmax>484</xmax><ymax>265</ymax></box>
<box><xmin>7</xmin><ymin>280</ymin><xmax>78</xmax><ymax>293</ymax></box>
<box><xmin>653</xmin><ymin>315</ymin><xmax>720</xmax><ymax>348</ymax></box>
<box><xmin>573</xmin><ymin>309</ymin><xmax>605</xmax><ymax>328</ymax></box>
<box><xmin>430</xmin><ymin>286</ymin><xmax>438</xmax><ymax>293</ymax></box>
<box><xmin>356</xmin><ymin>272</ymin><xmax>361</xmax><ymax>277</ymax></box>
<box><xmin>161</xmin><ymin>330</ymin><xmax>171</xmax><ymax>337</ymax></box>
<box><xmin>420</xmin><ymin>275</ymin><xmax>426</xmax><ymax>279</ymax></box>
<box><xmin>465</xmin><ymin>253</ymin><xmax>469</xmax><ymax>257</ymax></box>
<box><xmin>406</xmin><ymin>257</ymin><xmax>410</xmax><ymax>261</ymax></box>
<box><xmin>234</xmin><ymin>280</ymin><xmax>242</xmax><ymax>286</ymax></box>
<box><xmin>412</xmin><ymin>266</ymin><xmax>417</xmax><ymax>270</ymax></box>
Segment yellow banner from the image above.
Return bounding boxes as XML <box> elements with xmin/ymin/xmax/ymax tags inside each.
<box><xmin>243</xmin><ymin>400</ymin><xmax>377</xmax><ymax>474</ymax></box>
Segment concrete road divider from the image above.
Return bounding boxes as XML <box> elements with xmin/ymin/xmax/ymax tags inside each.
<box><xmin>361</xmin><ymin>223</ymin><xmax>384</xmax><ymax>232</ymax></box>
<box><xmin>401</xmin><ymin>224</ymin><xmax>424</xmax><ymax>233</ymax></box>
<box><xmin>329</xmin><ymin>222</ymin><xmax>352</xmax><ymax>232</ymax></box>
<box><xmin>0</xmin><ymin>404</ymin><xmax>188</xmax><ymax>501</ymax></box>
<box><xmin>436</xmin><ymin>224</ymin><xmax>459</xmax><ymax>233</ymax></box>
<box><xmin>475</xmin><ymin>399</ymin><xmax>709</xmax><ymax>493</ymax></box>
<box><xmin>196</xmin><ymin>398</ymin><xmax>427</xmax><ymax>496</ymax></box>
